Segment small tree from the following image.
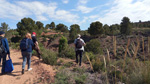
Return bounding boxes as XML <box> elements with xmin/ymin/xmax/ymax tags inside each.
<box><xmin>88</xmin><ymin>21</ymin><xmax>104</xmax><ymax>37</ymax></box>
<box><xmin>45</xmin><ymin>24</ymin><xmax>50</xmax><ymax>29</ymax></box>
<box><xmin>17</xmin><ymin>17</ymin><xmax>38</xmax><ymax>37</ymax></box>
<box><xmin>56</xmin><ymin>23</ymin><xmax>68</xmax><ymax>32</ymax></box>
<box><xmin>0</xmin><ymin>22</ymin><xmax>9</xmax><ymax>32</ymax></box>
<box><xmin>36</xmin><ymin>21</ymin><xmax>44</xmax><ymax>30</ymax></box>
<box><xmin>103</xmin><ymin>24</ymin><xmax>110</xmax><ymax>35</ymax></box>
<box><xmin>59</xmin><ymin>36</ymin><xmax>68</xmax><ymax>53</ymax></box>
<box><xmin>120</xmin><ymin>17</ymin><xmax>132</xmax><ymax>35</ymax></box>
<box><xmin>69</xmin><ymin>24</ymin><xmax>80</xmax><ymax>40</ymax></box>
<box><xmin>49</xmin><ymin>22</ymin><xmax>55</xmax><ymax>29</ymax></box>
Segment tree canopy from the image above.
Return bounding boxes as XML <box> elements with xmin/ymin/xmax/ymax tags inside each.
<box><xmin>36</xmin><ymin>21</ymin><xmax>44</xmax><ymax>30</ymax></box>
<box><xmin>69</xmin><ymin>24</ymin><xmax>80</xmax><ymax>40</ymax></box>
<box><xmin>88</xmin><ymin>21</ymin><xmax>104</xmax><ymax>36</ymax></box>
<box><xmin>0</xmin><ymin>22</ymin><xmax>9</xmax><ymax>32</ymax></box>
<box><xmin>49</xmin><ymin>22</ymin><xmax>55</xmax><ymax>29</ymax></box>
<box><xmin>17</xmin><ymin>17</ymin><xmax>38</xmax><ymax>37</ymax></box>
<box><xmin>56</xmin><ymin>23</ymin><xmax>68</xmax><ymax>32</ymax></box>
<box><xmin>120</xmin><ymin>17</ymin><xmax>132</xmax><ymax>35</ymax></box>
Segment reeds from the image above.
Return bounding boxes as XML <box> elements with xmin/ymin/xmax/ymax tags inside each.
<box><xmin>148</xmin><ymin>37</ymin><xmax>150</xmax><ymax>60</ymax></box>
<box><xmin>103</xmin><ymin>55</ymin><xmax>109</xmax><ymax>84</ymax></box>
<box><xmin>142</xmin><ymin>36</ymin><xmax>145</xmax><ymax>64</ymax></box>
<box><xmin>85</xmin><ymin>54</ymin><xmax>94</xmax><ymax>72</ymax></box>
<box><xmin>121</xmin><ymin>38</ymin><xmax>130</xmax><ymax>82</ymax></box>
<box><xmin>113</xmin><ymin>36</ymin><xmax>117</xmax><ymax>57</ymax></box>
<box><xmin>106</xmin><ymin>49</ymin><xmax>110</xmax><ymax>62</ymax></box>
<box><xmin>133</xmin><ymin>37</ymin><xmax>140</xmax><ymax>62</ymax></box>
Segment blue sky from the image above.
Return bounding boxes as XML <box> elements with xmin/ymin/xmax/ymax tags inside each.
<box><xmin>0</xmin><ymin>0</ymin><xmax>150</xmax><ymax>30</ymax></box>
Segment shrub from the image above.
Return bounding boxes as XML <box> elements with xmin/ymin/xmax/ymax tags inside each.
<box><xmin>59</xmin><ymin>47</ymin><xmax>75</xmax><ymax>59</ymax></box>
<box><xmin>59</xmin><ymin>36</ymin><xmax>68</xmax><ymax>53</ymax></box>
<box><xmin>92</xmin><ymin>58</ymin><xmax>104</xmax><ymax>72</ymax></box>
<box><xmin>75</xmin><ymin>74</ymin><xmax>87</xmax><ymax>84</ymax></box>
<box><xmin>39</xmin><ymin>43</ymin><xmax>58</xmax><ymax>65</ymax></box>
<box><xmin>82</xmin><ymin>52</ymin><xmax>96</xmax><ymax>63</ymax></box>
<box><xmin>53</xmin><ymin>69</ymin><xmax>72</xmax><ymax>84</ymax></box>
<box><xmin>85</xmin><ymin>39</ymin><xmax>103</xmax><ymax>54</ymax></box>
<box><xmin>41</xmin><ymin>49</ymin><xmax>58</xmax><ymax>65</ymax></box>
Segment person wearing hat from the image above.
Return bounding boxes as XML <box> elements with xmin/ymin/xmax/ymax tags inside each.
<box><xmin>74</xmin><ymin>34</ymin><xmax>86</xmax><ymax>66</ymax></box>
<box><xmin>32</xmin><ymin>32</ymin><xmax>41</xmax><ymax>60</ymax></box>
<box><xmin>0</xmin><ymin>31</ymin><xmax>10</xmax><ymax>74</ymax></box>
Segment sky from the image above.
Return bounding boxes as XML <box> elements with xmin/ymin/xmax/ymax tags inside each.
<box><xmin>0</xmin><ymin>0</ymin><xmax>150</xmax><ymax>30</ymax></box>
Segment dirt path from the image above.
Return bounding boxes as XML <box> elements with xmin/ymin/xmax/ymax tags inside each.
<box><xmin>0</xmin><ymin>49</ymin><xmax>55</xmax><ymax>84</ymax></box>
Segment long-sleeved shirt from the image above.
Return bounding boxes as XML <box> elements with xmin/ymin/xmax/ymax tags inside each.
<box><xmin>0</xmin><ymin>36</ymin><xmax>10</xmax><ymax>54</ymax></box>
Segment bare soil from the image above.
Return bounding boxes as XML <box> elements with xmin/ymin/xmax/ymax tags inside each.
<box><xmin>0</xmin><ymin>49</ymin><xmax>56</xmax><ymax>84</ymax></box>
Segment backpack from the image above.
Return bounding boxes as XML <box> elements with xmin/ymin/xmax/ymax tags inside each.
<box><xmin>0</xmin><ymin>37</ymin><xmax>5</xmax><ymax>54</ymax></box>
<box><xmin>20</xmin><ymin>38</ymin><xmax>29</xmax><ymax>50</ymax></box>
<box><xmin>75</xmin><ymin>39</ymin><xmax>83</xmax><ymax>48</ymax></box>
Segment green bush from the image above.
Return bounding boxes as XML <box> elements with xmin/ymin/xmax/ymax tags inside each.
<box><xmin>59</xmin><ymin>47</ymin><xmax>75</xmax><ymax>59</ymax></box>
<box><xmin>41</xmin><ymin>49</ymin><xmax>58</xmax><ymax>65</ymax></box>
<box><xmin>75</xmin><ymin>74</ymin><xmax>87</xmax><ymax>84</ymax></box>
<box><xmin>92</xmin><ymin>58</ymin><xmax>104</xmax><ymax>72</ymax></box>
<box><xmin>53</xmin><ymin>69</ymin><xmax>72</xmax><ymax>84</ymax></box>
<box><xmin>82</xmin><ymin>52</ymin><xmax>96</xmax><ymax>63</ymax></box>
<box><xmin>59</xmin><ymin>36</ymin><xmax>68</xmax><ymax>53</ymax></box>
<box><xmin>85</xmin><ymin>39</ymin><xmax>103</xmax><ymax>54</ymax></box>
<box><xmin>39</xmin><ymin>43</ymin><xmax>58</xmax><ymax>65</ymax></box>
<box><xmin>53</xmin><ymin>68</ymin><xmax>88</xmax><ymax>84</ymax></box>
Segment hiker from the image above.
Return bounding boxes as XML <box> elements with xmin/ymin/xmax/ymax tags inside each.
<box><xmin>32</xmin><ymin>32</ymin><xmax>41</xmax><ymax>60</ymax></box>
<box><xmin>20</xmin><ymin>33</ymin><xmax>34</xmax><ymax>74</ymax></box>
<box><xmin>0</xmin><ymin>31</ymin><xmax>10</xmax><ymax>74</ymax></box>
<box><xmin>74</xmin><ymin>34</ymin><xmax>85</xmax><ymax>66</ymax></box>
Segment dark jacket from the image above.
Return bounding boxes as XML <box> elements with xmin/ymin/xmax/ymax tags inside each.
<box><xmin>21</xmin><ymin>38</ymin><xmax>34</xmax><ymax>52</ymax></box>
<box><xmin>0</xmin><ymin>36</ymin><xmax>10</xmax><ymax>54</ymax></box>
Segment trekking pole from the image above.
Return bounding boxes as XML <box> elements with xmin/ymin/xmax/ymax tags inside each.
<box><xmin>85</xmin><ymin>54</ymin><xmax>94</xmax><ymax>72</ymax></box>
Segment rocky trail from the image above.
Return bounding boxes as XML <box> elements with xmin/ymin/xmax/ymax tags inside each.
<box><xmin>0</xmin><ymin>49</ymin><xmax>55</xmax><ymax>84</ymax></box>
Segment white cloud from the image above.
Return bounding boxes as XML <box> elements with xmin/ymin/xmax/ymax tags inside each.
<box><xmin>53</xmin><ymin>10</ymin><xmax>79</xmax><ymax>23</ymax></box>
<box><xmin>78</xmin><ymin>0</ymin><xmax>89</xmax><ymax>5</ymax></box>
<box><xmin>97</xmin><ymin>0</ymin><xmax>150</xmax><ymax>25</ymax></box>
<box><xmin>62</xmin><ymin>0</ymin><xmax>69</xmax><ymax>4</ymax></box>
<box><xmin>0</xmin><ymin>0</ymin><xmax>79</xmax><ymax>23</ymax></box>
<box><xmin>77</xmin><ymin>5</ymin><xmax>95</xmax><ymax>13</ymax></box>
<box><xmin>0</xmin><ymin>0</ymin><xmax>30</xmax><ymax>20</ymax></box>
<box><xmin>76</xmin><ymin>0</ymin><xmax>95</xmax><ymax>13</ymax></box>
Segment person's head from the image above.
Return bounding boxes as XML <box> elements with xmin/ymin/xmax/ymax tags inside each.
<box><xmin>0</xmin><ymin>31</ymin><xmax>5</xmax><ymax>37</ymax></box>
<box><xmin>32</xmin><ymin>32</ymin><xmax>36</xmax><ymax>36</ymax></box>
<box><xmin>25</xmin><ymin>33</ymin><xmax>32</xmax><ymax>39</ymax></box>
<box><xmin>77</xmin><ymin>34</ymin><xmax>81</xmax><ymax>38</ymax></box>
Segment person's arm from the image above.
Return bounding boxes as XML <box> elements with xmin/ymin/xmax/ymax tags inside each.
<box><xmin>4</xmin><ymin>38</ymin><xmax>10</xmax><ymax>55</ymax></box>
<box><xmin>35</xmin><ymin>41</ymin><xmax>40</xmax><ymax>49</ymax></box>
<box><xmin>74</xmin><ymin>39</ymin><xmax>77</xmax><ymax>47</ymax></box>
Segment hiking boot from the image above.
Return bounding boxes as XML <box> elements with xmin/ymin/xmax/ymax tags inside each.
<box><xmin>28</xmin><ymin>68</ymin><xmax>32</xmax><ymax>71</ymax></box>
<box><xmin>22</xmin><ymin>69</ymin><xmax>24</xmax><ymax>74</ymax></box>
<box><xmin>79</xmin><ymin>63</ymin><xmax>81</xmax><ymax>66</ymax></box>
<box><xmin>38</xmin><ymin>55</ymin><xmax>41</xmax><ymax>60</ymax></box>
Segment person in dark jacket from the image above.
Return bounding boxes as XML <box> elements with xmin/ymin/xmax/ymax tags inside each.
<box><xmin>32</xmin><ymin>32</ymin><xmax>41</xmax><ymax>60</ymax></box>
<box><xmin>0</xmin><ymin>31</ymin><xmax>10</xmax><ymax>74</ymax></box>
<box><xmin>74</xmin><ymin>34</ymin><xmax>85</xmax><ymax>66</ymax></box>
<box><xmin>20</xmin><ymin>33</ymin><xmax>34</xmax><ymax>74</ymax></box>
